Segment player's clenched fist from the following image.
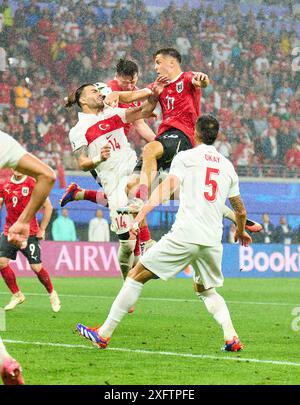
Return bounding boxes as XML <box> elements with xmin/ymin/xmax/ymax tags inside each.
<box><xmin>100</xmin><ymin>143</ymin><xmax>111</xmax><ymax>161</ymax></box>
<box><xmin>192</xmin><ymin>72</ymin><xmax>209</xmax><ymax>88</ymax></box>
<box><xmin>7</xmin><ymin>221</ymin><xmax>30</xmax><ymax>249</ymax></box>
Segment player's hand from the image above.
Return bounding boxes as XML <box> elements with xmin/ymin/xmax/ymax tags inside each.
<box><xmin>100</xmin><ymin>144</ymin><xmax>111</xmax><ymax>161</ymax></box>
<box><xmin>104</xmin><ymin>91</ymin><xmax>119</xmax><ymax>108</ymax></box>
<box><xmin>129</xmin><ymin>222</ymin><xmax>139</xmax><ymax>237</ymax></box>
<box><xmin>36</xmin><ymin>229</ymin><xmax>45</xmax><ymax>240</ymax></box>
<box><xmin>7</xmin><ymin>221</ymin><xmax>30</xmax><ymax>249</ymax></box>
<box><xmin>152</xmin><ymin>76</ymin><xmax>170</xmax><ymax>97</ymax></box>
<box><xmin>234</xmin><ymin>230</ymin><xmax>252</xmax><ymax>247</ymax></box>
<box><xmin>192</xmin><ymin>72</ymin><xmax>209</xmax><ymax>88</ymax></box>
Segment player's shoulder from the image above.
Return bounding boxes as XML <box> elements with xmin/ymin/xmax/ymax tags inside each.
<box><xmin>106</xmin><ymin>79</ymin><xmax>119</xmax><ymax>91</ymax></box>
<box><xmin>183</xmin><ymin>71</ymin><xmax>195</xmax><ymax>82</ymax></box>
<box><xmin>24</xmin><ymin>176</ymin><xmax>36</xmax><ymax>187</ymax></box>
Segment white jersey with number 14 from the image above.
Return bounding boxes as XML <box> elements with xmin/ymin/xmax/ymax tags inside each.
<box><xmin>169</xmin><ymin>144</ymin><xmax>240</xmax><ymax>246</ymax></box>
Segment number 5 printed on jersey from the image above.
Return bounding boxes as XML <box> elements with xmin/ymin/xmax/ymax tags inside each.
<box><xmin>204</xmin><ymin>167</ymin><xmax>219</xmax><ymax>202</ymax></box>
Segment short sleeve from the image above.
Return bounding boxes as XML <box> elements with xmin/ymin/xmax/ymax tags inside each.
<box><xmin>228</xmin><ymin>167</ymin><xmax>240</xmax><ymax>198</ymax></box>
<box><xmin>169</xmin><ymin>153</ymin><xmax>185</xmax><ymax>183</ymax></box>
<box><xmin>114</xmin><ymin>107</ymin><xmax>127</xmax><ymax>123</ymax></box>
<box><xmin>0</xmin><ymin>131</ymin><xmax>27</xmax><ymax>169</ymax></box>
<box><xmin>68</xmin><ymin>126</ymin><xmax>88</xmax><ymax>152</ymax></box>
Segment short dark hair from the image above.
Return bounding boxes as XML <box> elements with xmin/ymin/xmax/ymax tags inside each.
<box><xmin>196</xmin><ymin>115</ymin><xmax>220</xmax><ymax>145</ymax></box>
<box><xmin>116</xmin><ymin>59</ymin><xmax>139</xmax><ymax>78</ymax></box>
<box><xmin>65</xmin><ymin>83</ymin><xmax>93</xmax><ymax>108</ymax></box>
<box><xmin>153</xmin><ymin>48</ymin><xmax>181</xmax><ymax>63</ymax></box>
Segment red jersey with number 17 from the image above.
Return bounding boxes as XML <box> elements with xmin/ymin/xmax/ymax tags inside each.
<box><xmin>148</xmin><ymin>71</ymin><xmax>201</xmax><ymax>147</ymax></box>
<box><xmin>0</xmin><ymin>176</ymin><xmax>39</xmax><ymax>236</ymax></box>
<box><xmin>106</xmin><ymin>79</ymin><xmax>141</xmax><ymax>136</ymax></box>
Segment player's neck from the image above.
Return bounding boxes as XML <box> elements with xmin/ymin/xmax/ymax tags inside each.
<box><xmin>11</xmin><ymin>175</ymin><xmax>26</xmax><ymax>184</ymax></box>
<box><xmin>82</xmin><ymin>106</ymin><xmax>103</xmax><ymax>115</ymax></box>
<box><xmin>168</xmin><ymin>69</ymin><xmax>183</xmax><ymax>81</ymax></box>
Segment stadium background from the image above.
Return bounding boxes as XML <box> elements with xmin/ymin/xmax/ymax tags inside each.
<box><xmin>0</xmin><ymin>0</ymin><xmax>300</xmax><ymax>386</ymax></box>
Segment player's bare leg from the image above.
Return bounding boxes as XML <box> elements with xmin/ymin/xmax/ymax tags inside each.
<box><xmin>76</xmin><ymin>262</ymin><xmax>154</xmax><ymax>347</ymax></box>
<box><xmin>126</xmin><ymin>176</ymin><xmax>156</xmax><ymax>255</ymax></box>
<box><xmin>222</xmin><ymin>205</ymin><xmax>262</xmax><ymax>233</ymax></box>
<box><xmin>0</xmin><ymin>337</ymin><xmax>24</xmax><ymax>385</ymax></box>
<box><xmin>31</xmin><ymin>263</ymin><xmax>61</xmax><ymax>312</ymax></box>
<box><xmin>194</xmin><ymin>282</ymin><xmax>243</xmax><ymax>351</ymax></box>
<box><xmin>0</xmin><ymin>257</ymin><xmax>25</xmax><ymax>311</ymax></box>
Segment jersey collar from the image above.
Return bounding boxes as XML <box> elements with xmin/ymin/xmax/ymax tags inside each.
<box><xmin>169</xmin><ymin>72</ymin><xmax>184</xmax><ymax>84</ymax></box>
<box><xmin>10</xmin><ymin>175</ymin><xmax>27</xmax><ymax>184</ymax></box>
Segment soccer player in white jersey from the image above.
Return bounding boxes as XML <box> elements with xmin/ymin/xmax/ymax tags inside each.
<box><xmin>63</xmin><ymin>80</ymin><xmax>166</xmax><ymax>283</ymax></box>
<box><xmin>77</xmin><ymin>115</ymin><xmax>252</xmax><ymax>352</ymax></box>
<box><xmin>0</xmin><ymin>131</ymin><xmax>56</xmax><ymax>385</ymax></box>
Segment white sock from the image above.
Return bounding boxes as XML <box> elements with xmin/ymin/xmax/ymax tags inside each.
<box><xmin>222</xmin><ymin>205</ymin><xmax>236</xmax><ymax>224</ymax></box>
<box><xmin>98</xmin><ymin>277</ymin><xmax>144</xmax><ymax>338</ymax></box>
<box><xmin>0</xmin><ymin>336</ymin><xmax>9</xmax><ymax>366</ymax></box>
<box><xmin>118</xmin><ymin>239</ymin><xmax>136</xmax><ymax>280</ymax></box>
<box><xmin>197</xmin><ymin>288</ymin><xmax>238</xmax><ymax>341</ymax></box>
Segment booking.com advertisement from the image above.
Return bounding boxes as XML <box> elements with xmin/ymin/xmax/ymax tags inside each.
<box><xmin>8</xmin><ymin>242</ymin><xmax>300</xmax><ymax>278</ymax></box>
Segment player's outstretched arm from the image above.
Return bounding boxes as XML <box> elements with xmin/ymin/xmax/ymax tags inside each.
<box><xmin>36</xmin><ymin>197</ymin><xmax>53</xmax><ymax>240</ymax></box>
<box><xmin>8</xmin><ymin>153</ymin><xmax>56</xmax><ymax>248</ymax></box>
<box><xmin>73</xmin><ymin>144</ymin><xmax>111</xmax><ymax>171</ymax></box>
<box><xmin>132</xmin><ymin>174</ymin><xmax>180</xmax><ymax>228</ymax></box>
<box><xmin>106</xmin><ymin>88</ymin><xmax>152</xmax><ymax>106</ymax></box>
<box><xmin>15</xmin><ymin>153</ymin><xmax>56</xmax><ymax>225</ymax></box>
<box><xmin>229</xmin><ymin>195</ymin><xmax>252</xmax><ymax>247</ymax></box>
<box><xmin>133</xmin><ymin>119</ymin><xmax>156</xmax><ymax>142</ymax></box>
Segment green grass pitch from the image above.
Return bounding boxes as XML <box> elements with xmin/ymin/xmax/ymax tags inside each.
<box><xmin>1</xmin><ymin>277</ymin><xmax>299</xmax><ymax>385</ymax></box>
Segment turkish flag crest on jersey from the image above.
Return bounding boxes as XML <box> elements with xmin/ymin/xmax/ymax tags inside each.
<box><xmin>22</xmin><ymin>186</ymin><xmax>29</xmax><ymax>196</ymax></box>
<box><xmin>176</xmin><ymin>81</ymin><xmax>184</xmax><ymax>93</ymax></box>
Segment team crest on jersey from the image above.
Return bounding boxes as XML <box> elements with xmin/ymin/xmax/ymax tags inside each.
<box><xmin>22</xmin><ymin>187</ymin><xmax>29</xmax><ymax>196</ymax></box>
<box><xmin>176</xmin><ymin>81</ymin><xmax>184</xmax><ymax>93</ymax></box>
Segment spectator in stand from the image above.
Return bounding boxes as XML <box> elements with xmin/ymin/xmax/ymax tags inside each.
<box><xmin>285</xmin><ymin>141</ymin><xmax>300</xmax><ymax>171</ymax></box>
<box><xmin>13</xmin><ymin>79</ymin><xmax>32</xmax><ymax>112</ymax></box>
<box><xmin>88</xmin><ymin>209</ymin><xmax>110</xmax><ymax>242</ymax></box>
<box><xmin>0</xmin><ymin>71</ymin><xmax>10</xmax><ymax>112</ymax></box>
<box><xmin>51</xmin><ymin>208</ymin><xmax>77</xmax><ymax>242</ymax></box>
<box><xmin>274</xmin><ymin>216</ymin><xmax>294</xmax><ymax>245</ymax></box>
<box><xmin>257</xmin><ymin>214</ymin><xmax>275</xmax><ymax>244</ymax></box>
<box><xmin>215</xmin><ymin>133</ymin><xmax>232</xmax><ymax>158</ymax></box>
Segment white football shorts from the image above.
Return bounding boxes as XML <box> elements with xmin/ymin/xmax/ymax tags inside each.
<box><xmin>140</xmin><ymin>232</ymin><xmax>224</xmax><ymax>289</ymax></box>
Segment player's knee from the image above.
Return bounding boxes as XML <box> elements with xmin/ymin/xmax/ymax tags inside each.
<box><xmin>142</xmin><ymin>141</ymin><xmax>163</xmax><ymax>161</ymax></box>
<box><xmin>31</xmin><ymin>263</ymin><xmax>42</xmax><ymax>273</ymax></box>
<box><xmin>0</xmin><ymin>258</ymin><xmax>9</xmax><ymax>269</ymax></box>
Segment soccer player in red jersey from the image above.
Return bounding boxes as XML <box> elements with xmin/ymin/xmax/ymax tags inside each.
<box><xmin>0</xmin><ymin>170</ymin><xmax>61</xmax><ymax>312</ymax></box>
<box><xmin>107</xmin><ymin>59</ymin><xmax>156</xmax><ymax>143</ymax></box>
<box><xmin>116</xmin><ymin>48</ymin><xmax>261</xmax><ymax>233</ymax></box>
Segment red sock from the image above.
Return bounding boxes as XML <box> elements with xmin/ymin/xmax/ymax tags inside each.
<box><xmin>139</xmin><ymin>225</ymin><xmax>151</xmax><ymax>243</ymax></box>
<box><xmin>36</xmin><ymin>268</ymin><xmax>53</xmax><ymax>294</ymax></box>
<box><xmin>84</xmin><ymin>190</ymin><xmax>108</xmax><ymax>206</ymax></box>
<box><xmin>0</xmin><ymin>266</ymin><xmax>19</xmax><ymax>294</ymax></box>
<box><xmin>134</xmin><ymin>233</ymin><xmax>141</xmax><ymax>257</ymax></box>
<box><xmin>135</xmin><ymin>184</ymin><xmax>148</xmax><ymax>201</ymax></box>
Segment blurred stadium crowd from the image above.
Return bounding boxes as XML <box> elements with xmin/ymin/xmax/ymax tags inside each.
<box><xmin>0</xmin><ymin>0</ymin><xmax>299</xmax><ymax>178</ymax></box>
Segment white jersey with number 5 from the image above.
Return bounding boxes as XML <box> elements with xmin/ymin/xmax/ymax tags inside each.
<box><xmin>169</xmin><ymin>144</ymin><xmax>240</xmax><ymax>246</ymax></box>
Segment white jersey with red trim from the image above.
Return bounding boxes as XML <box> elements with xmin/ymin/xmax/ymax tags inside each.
<box><xmin>69</xmin><ymin>106</ymin><xmax>137</xmax><ymax>178</ymax></box>
<box><xmin>69</xmin><ymin>106</ymin><xmax>137</xmax><ymax>235</ymax></box>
